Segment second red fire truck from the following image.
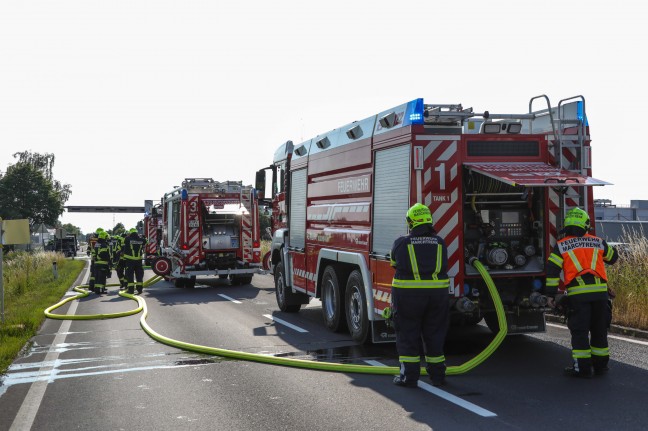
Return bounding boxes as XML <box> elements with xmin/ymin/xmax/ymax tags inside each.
<box><xmin>151</xmin><ymin>178</ymin><xmax>262</xmax><ymax>288</ymax></box>
<box><xmin>256</xmin><ymin>95</ymin><xmax>609</xmax><ymax>343</ymax></box>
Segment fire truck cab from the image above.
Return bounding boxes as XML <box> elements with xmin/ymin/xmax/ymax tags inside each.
<box><xmin>256</xmin><ymin>95</ymin><xmax>609</xmax><ymax>343</ymax></box>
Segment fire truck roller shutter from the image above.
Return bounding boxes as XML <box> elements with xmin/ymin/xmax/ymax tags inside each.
<box><xmin>289</xmin><ymin>169</ymin><xmax>307</xmax><ymax>250</ymax></box>
<box><xmin>372</xmin><ymin>145</ymin><xmax>411</xmax><ymax>256</ymax></box>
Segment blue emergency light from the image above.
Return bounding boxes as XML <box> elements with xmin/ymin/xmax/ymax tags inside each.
<box><xmin>405</xmin><ymin>98</ymin><xmax>425</xmax><ymax>125</ymax></box>
<box><xmin>181</xmin><ymin>189</ymin><xmax>188</xmax><ymax>200</ymax></box>
<box><xmin>577</xmin><ymin>101</ymin><xmax>588</xmax><ymax>126</ymax></box>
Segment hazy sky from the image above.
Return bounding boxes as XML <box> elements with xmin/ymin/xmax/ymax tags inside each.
<box><xmin>1</xmin><ymin>0</ymin><xmax>646</xmax><ymax>234</ymax></box>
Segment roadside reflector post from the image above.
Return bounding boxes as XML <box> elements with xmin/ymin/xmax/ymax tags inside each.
<box><xmin>52</xmin><ymin>261</ymin><xmax>58</xmax><ymax>280</ymax></box>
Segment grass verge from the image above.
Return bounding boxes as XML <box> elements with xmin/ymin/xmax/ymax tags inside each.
<box><xmin>1</xmin><ymin>251</ymin><xmax>85</xmax><ymax>375</ymax></box>
<box><xmin>607</xmin><ymin>233</ymin><xmax>648</xmax><ymax>330</ymax></box>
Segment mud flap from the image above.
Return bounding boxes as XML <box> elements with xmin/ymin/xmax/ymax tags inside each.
<box><xmin>371</xmin><ymin>319</ymin><xmax>396</xmax><ymax>344</ymax></box>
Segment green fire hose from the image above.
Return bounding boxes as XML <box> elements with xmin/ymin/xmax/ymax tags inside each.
<box><xmin>45</xmin><ymin>261</ymin><xmax>506</xmax><ymax>376</ymax></box>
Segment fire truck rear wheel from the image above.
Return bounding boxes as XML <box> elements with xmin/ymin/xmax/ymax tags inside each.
<box><xmin>173</xmin><ymin>278</ymin><xmax>186</xmax><ymax>288</ymax></box>
<box><xmin>275</xmin><ymin>262</ymin><xmax>301</xmax><ymax>313</ymax></box>
<box><xmin>321</xmin><ymin>266</ymin><xmax>347</xmax><ymax>333</ymax></box>
<box><xmin>345</xmin><ymin>270</ymin><xmax>369</xmax><ymax>344</ymax></box>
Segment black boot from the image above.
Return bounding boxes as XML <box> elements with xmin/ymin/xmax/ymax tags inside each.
<box><xmin>564</xmin><ymin>365</ymin><xmax>592</xmax><ymax>378</ymax></box>
<box><xmin>393</xmin><ymin>376</ymin><xmax>418</xmax><ymax>388</ymax></box>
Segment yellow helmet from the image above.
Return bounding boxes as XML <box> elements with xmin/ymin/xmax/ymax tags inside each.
<box><xmin>564</xmin><ymin>208</ymin><xmax>590</xmax><ymax>230</ymax></box>
<box><xmin>406</xmin><ymin>203</ymin><xmax>433</xmax><ymax>229</ymax></box>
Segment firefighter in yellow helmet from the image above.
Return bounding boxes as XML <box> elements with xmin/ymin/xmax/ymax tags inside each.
<box><xmin>546</xmin><ymin>208</ymin><xmax>618</xmax><ymax>378</ymax></box>
<box><xmin>123</xmin><ymin>228</ymin><xmax>147</xmax><ymax>294</ymax></box>
<box><xmin>390</xmin><ymin>203</ymin><xmax>450</xmax><ymax>387</ymax></box>
<box><xmin>88</xmin><ymin>227</ymin><xmax>105</xmax><ymax>293</ymax></box>
<box><xmin>93</xmin><ymin>231</ymin><xmax>112</xmax><ymax>295</ymax></box>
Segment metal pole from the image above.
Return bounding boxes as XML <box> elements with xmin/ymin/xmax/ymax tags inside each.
<box><xmin>1</xmin><ymin>217</ymin><xmax>5</xmax><ymax>324</ymax></box>
<box><xmin>1</xmin><ymin>243</ymin><xmax>4</xmax><ymax>324</ymax></box>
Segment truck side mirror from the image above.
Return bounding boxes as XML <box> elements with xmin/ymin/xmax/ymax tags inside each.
<box><xmin>255</xmin><ymin>170</ymin><xmax>266</xmax><ymax>199</ymax></box>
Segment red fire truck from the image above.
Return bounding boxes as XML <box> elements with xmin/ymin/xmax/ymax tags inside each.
<box><xmin>144</xmin><ymin>203</ymin><xmax>163</xmax><ymax>266</ymax></box>
<box><xmin>151</xmin><ymin>178</ymin><xmax>262</xmax><ymax>288</ymax></box>
<box><xmin>256</xmin><ymin>95</ymin><xmax>609</xmax><ymax>343</ymax></box>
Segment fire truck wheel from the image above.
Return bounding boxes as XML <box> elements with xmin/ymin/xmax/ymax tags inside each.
<box><xmin>345</xmin><ymin>270</ymin><xmax>369</xmax><ymax>344</ymax></box>
<box><xmin>274</xmin><ymin>262</ymin><xmax>301</xmax><ymax>313</ymax></box>
<box><xmin>321</xmin><ymin>266</ymin><xmax>347</xmax><ymax>333</ymax></box>
<box><xmin>173</xmin><ymin>278</ymin><xmax>186</xmax><ymax>288</ymax></box>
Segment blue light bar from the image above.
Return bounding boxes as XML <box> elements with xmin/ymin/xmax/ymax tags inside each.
<box><xmin>405</xmin><ymin>98</ymin><xmax>424</xmax><ymax>125</ymax></box>
<box><xmin>577</xmin><ymin>101</ymin><xmax>589</xmax><ymax>126</ymax></box>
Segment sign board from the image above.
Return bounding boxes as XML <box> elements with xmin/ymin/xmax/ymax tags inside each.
<box><xmin>1</xmin><ymin>219</ymin><xmax>31</xmax><ymax>245</ymax></box>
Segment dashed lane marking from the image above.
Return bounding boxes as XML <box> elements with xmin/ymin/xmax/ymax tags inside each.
<box><xmin>217</xmin><ymin>294</ymin><xmax>242</xmax><ymax>304</ymax></box>
<box><xmin>262</xmin><ymin>314</ymin><xmax>309</xmax><ymax>333</ymax></box>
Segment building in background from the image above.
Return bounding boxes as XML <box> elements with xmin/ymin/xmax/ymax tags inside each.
<box><xmin>594</xmin><ymin>200</ymin><xmax>648</xmax><ymax>243</ymax></box>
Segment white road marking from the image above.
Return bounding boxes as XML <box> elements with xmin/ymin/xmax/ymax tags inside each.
<box><xmin>9</xmin><ymin>268</ymin><xmax>91</xmax><ymax>430</ymax></box>
<box><xmin>262</xmin><ymin>314</ymin><xmax>309</xmax><ymax>333</ymax></box>
<box><xmin>608</xmin><ymin>334</ymin><xmax>648</xmax><ymax>346</ymax></box>
<box><xmin>546</xmin><ymin>322</ymin><xmax>648</xmax><ymax>346</ymax></box>
<box><xmin>218</xmin><ymin>294</ymin><xmax>242</xmax><ymax>304</ymax></box>
<box><xmin>364</xmin><ymin>360</ymin><xmax>497</xmax><ymax>418</ymax></box>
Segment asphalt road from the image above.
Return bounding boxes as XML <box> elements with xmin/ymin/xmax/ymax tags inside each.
<box><xmin>1</xmin><ymin>260</ymin><xmax>648</xmax><ymax>431</ymax></box>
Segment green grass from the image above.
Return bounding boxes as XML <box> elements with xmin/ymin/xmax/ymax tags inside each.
<box><xmin>607</xmin><ymin>233</ymin><xmax>648</xmax><ymax>330</ymax></box>
<box><xmin>0</xmin><ymin>251</ymin><xmax>85</xmax><ymax>375</ymax></box>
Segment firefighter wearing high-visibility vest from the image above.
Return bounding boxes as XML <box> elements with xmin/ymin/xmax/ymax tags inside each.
<box><xmin>123</xmin><ymin>228</ymin><xmax>147</xmax><ymax>294</ymax></box>
<box><xmin>93</xmin><ymin>231</ymin><xmax>112</xmax><ymax>295</ymax></box>
<box><xmin>112</xmin><ymin>235</ymin><xmax>127</xmax><ymax>290</ymax></box>
<box><xmin>88</xmin><ymin>228</ymin><xmax>104</xmax><ymax>293</ymax></box>
<box><xmin>546</xmin><ymin>207</ymin><xmax>618</xmax><ymax>378</ymax></box>
<box><xmin>390</xmin><ymin>203</ymin><xmax>450</xmax><ymax>388</ymax></box>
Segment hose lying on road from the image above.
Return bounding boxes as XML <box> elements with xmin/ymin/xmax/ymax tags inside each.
<box><xmin>44</xmin><ymin>266</ymin><xmax>506</xmax><ymax>376</ymax></box>
<box><xmin>44</xmin><ymin>276</ymin><xmax>163</xmax><ymax>320</ymax></box>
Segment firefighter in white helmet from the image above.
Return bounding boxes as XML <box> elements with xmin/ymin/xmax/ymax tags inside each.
<box><xmin>546</xmin><ymin>207</ymin><xmax>618</xmax><ymax>378</ymax></box>
<box><xmin>390</xmin><ymin>203</ymin><xmax>450</xmax><ymax>387</ymax></box>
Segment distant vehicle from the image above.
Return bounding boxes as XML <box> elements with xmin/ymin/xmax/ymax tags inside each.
<box><xmin>46</xmin><ymin>234</ymin><xmax>78</xmax><ymax>257</ymax></box>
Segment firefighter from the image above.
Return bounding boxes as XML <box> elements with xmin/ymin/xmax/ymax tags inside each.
<box><xmin>390</xmin><ymin>203</ymin><xmax>450</xmax><ymax>388</ymax></box>
<box><xmin>123</xmin><ymin>228</ymin><xmax>146</xmax><ymax>294</ymax></box>
<box><xmin>112</xmin><ymin>234</ymin><xmax>127</xmax><ymax>290</ymax></box>
<box><xmin>546</xmin><ymin>208</ymin><xmax>618</xmax><ymax>378</ymax></box>
<box><xmin>93</xmin><ymin>231</ymin><xmax>112</xmax><ymax>295</ymax></box>
<box><xmin>88</xmin><ymin>228</ymin><xmax>104</xmax><ymax>293</ymax></box>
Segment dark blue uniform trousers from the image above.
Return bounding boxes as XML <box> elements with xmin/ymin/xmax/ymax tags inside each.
<box><xmin>393</xmin><ymin>288</ymin><xmax>449</xmax><ymax>383</ymax></box>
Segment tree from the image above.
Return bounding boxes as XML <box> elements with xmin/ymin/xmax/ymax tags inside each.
<box><xmin>0</xmin><ymin>163</ymin><xmax>63</xmax><ymax>226</ymax></box>
<box><xmin>12</xmin><ymin>151</ymin><xmax>71</xmax><ymax>202</ymax></box>
<box><xmin>60</xmin><ymin>223</ymin><xmax>82</xmax><ymax>236</ymax></box>
<box><xmin>0</xmin><ymin>151</ymin><xmax>72</xmax><ymax>227</ymax></box>
<box><xmin>112</xmin><ymin>222</ymin><xmax>126</xmax><ymax>236</ymax></box>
